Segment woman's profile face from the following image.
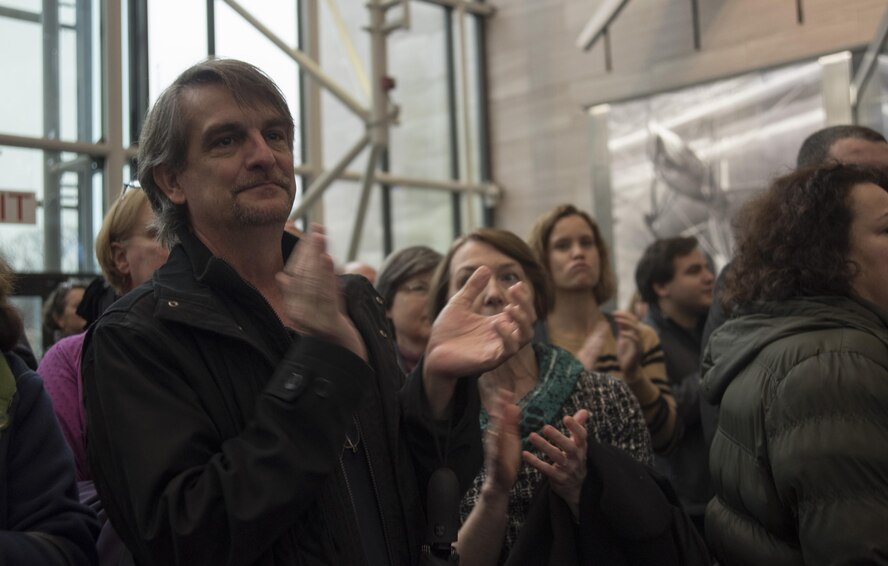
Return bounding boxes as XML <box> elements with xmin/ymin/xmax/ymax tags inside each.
<box><xmin>447</xmin><ymin>240</ymin><xmax>536</xmax><ymax>319</ymax></box>
<box><xmin>546</xmin><ymin>214</ymin><xmax>600</xmax><ymax>293</ymax></box>
<box><xmin>117</xmin><ymin>202</ymin><xmax>170</xmax><ymax>292</ymax></box>
<box><xmin>848</xmin><ymin>182</ymin><xmax>888</xmax><ymax>311</ymax></box>
<box><xmin>55</xmin><ymin>286</ymin><xmax>86</xmax><ymax>335</ymax></box>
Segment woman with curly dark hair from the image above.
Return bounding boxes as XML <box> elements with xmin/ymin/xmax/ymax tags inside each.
<box><xmin>702</xmin><ymin>163</ymin><xmax>888</xmax><ymax>565</ymax></box>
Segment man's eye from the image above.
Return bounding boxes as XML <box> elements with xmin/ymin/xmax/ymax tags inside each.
<box><xmin>267</xmin><ymin>130</ymin><xmax>286</xmax><ymax>142</ymax></box>
<box><xmin>214</xmin><ymin>136</ymin><xmax>235</xmax><ymax>147</ymax></box>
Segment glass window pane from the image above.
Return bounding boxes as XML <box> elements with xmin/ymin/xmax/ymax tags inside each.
<box><xmin>0</xmin><ymin>145</ymin><xmax>102</xmax><ymax>273</ymax></box>
<box><xmin>0</xmin><ymin>1</ymin><xmax>100</xmax><ymax>142</ymax></box>
<box><xmin>0</xmin><ymin>7</ymin><xmax>42</xmax><ymax>138</ymax></box>
<box><xmin>322</xmin><ymin>179</ymin><xmax>385</xmax><ymax>268</ymax></box>
<box><xmin>391</xmin><ymin>187</ymin><xmax>453</xmax><ymax>252</ymax></box>
<box><xmin>388</xmin><ymin>2</ymin><xmax>450</xmax><ymax>180</ymax></box>
<box><xmin>147</xmin><ymin>0</ymin><xmax>207</xmax><ymax>103</ymax></box>
<box><xmin>319</xmin><ymin>0</ymin><xmax>371</xmax><ymax>173</ymax></box>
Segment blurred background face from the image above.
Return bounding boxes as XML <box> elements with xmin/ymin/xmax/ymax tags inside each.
<box><xmin>447</xmin><ymin>240</ymin><xmax>535</xmax><ymax>319</ymax></box>
<box><xmin>546</xmin><ymin>214</ymin><xmax>600</xmax><ymax>292</ymax></box>
<box><xmin>387</xmin><ymin>270</ymin><xmax>433</xmax><ymax>349</ymax></box>
<box><xmin>656</xmin><ymin>248</ymin><xmax>714</xmax><ymax>315</ymax></box>
<box><xmin>56</xmin><ymin>286</ymin><xmax>86</xmax><ymax>335</ymax></box>
<box><xmin>115</xmin><ymin>202</ymin><xmax>170</xmax><ymax>292</ymax></box>
<box><xmin>848</xmin><ymin>182</ymin><xmax>888</xmax><ymax>311</ymax></box>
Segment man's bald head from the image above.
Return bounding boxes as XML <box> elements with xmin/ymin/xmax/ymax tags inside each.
<box><xmin>797</xmin><ymin>125</ymin><xmax>888</xmax><ymax>168</ymax></box>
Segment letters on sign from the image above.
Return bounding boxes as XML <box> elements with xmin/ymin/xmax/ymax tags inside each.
<box><xmin>0</xmin><ymin>191</ymin><xmax>38</xmax><ymax>224</ymax></box>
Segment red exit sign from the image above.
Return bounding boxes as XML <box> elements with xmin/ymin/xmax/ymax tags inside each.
<box><xmin>0</xmin><ymin>191</ymin><xmax>37</xmax><ymax>224</ymax></box>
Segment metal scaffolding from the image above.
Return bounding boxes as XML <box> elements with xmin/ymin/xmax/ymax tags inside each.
<box><xmin>0</xmin><ymin>0</ymin><xmax>499</xmax><ymax>269</ymax></box>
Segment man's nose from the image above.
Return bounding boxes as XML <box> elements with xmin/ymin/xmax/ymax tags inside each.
<box><xmin>245</xmin><ymin>131</ymin><xmax>276</xmax><ymax>169</ymax></box>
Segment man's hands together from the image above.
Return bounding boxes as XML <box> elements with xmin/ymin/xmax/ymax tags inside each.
<box><xmin>276</xmin><ymin>225</ymin><xmax>368</xmax><ymax>362</ymax></box>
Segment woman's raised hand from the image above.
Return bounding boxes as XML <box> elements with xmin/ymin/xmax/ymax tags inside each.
<box><xmin>522</xmin><ymin>409</ymin><xmax>589</xmax><ymax>519</ymax></box>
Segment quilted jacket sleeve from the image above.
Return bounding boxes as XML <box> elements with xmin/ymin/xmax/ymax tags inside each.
<box><xmin>766</xmin><ymin>350</ymin><xmax>888</xmax><ymax>565</ymax></box>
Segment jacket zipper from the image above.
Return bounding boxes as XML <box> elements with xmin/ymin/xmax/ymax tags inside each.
<box><xmin>338</xmin><ymin>454</ymin><xmax>359</xmax><ymax>561</ymax></box>
<box><xmin>364</xmin><ymin>439</ymin><xmax>396</xmax><ymax>566</ymax></box>
<box><xmin>237</xmin><ymin>261</ymin><xmax>395</xmax><ymax>563</ymax></box>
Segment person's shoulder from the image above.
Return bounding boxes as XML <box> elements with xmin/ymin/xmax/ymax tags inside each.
<box><xmin>339</xmin><ymin>273</ymin><xmax>387</xmax><ymax>322</ymax></box>
<box><xmin>763</xmin><ymin>322</ymin><xmax>888</xmax><ymax>372</ymax></box>
<box><xmin>37</xmin><ymin>333</ymin><xmax>85</xmax><ymax>376</ymax></box>
<box><xmin>40</xmin><ymin>333</ymin><xmax>86</xmax><ymax>362</ymax></box>
<box><xmin>4</xmin><ymin>351</ymin><xmax>48</xmax><ymax>414</ymax></box>
<box><xmin>577</xmin><ymin>368</ymin><xmax>633</xmax><ymax>399</ymax></box>
<box><xmin>95</xmin><ymin>283</ymin><xmax>158</xmax><ymax>326</ymax></box>
<box><xmin>637</xmin><ymin>321</ymin><xmax>661</xmax><ymax>347</ymax></box>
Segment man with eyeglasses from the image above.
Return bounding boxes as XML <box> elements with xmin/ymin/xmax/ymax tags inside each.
<box><xmin>81</xmin><ymin>58</ymin><xmax>532</xmax><ymax>566</ymax></box>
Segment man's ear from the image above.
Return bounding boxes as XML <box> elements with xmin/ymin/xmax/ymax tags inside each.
<box><xmin>111</xmin><ymin>242</ymin><xmax>131</xmax><ymax>278</ymax></box>
<box><xmin>153</xmin><ymin>164</ymin><xmax>187</xmax><ymax>205</ymax></box>
<box><xmin>653</xmin><ymin>281</ymin><xmax>670</xmax><ymax>299</ymax></box>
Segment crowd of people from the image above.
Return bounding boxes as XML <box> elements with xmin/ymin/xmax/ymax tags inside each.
<box><xmin>1</xmin><ymin>58</ymin><xmax>887</xmax><ymax>566</ymax></box>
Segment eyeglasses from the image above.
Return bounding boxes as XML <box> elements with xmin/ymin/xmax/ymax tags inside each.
<box><xmin>399</xmin><ymin>281</ymin><xmax>430</xmax><ymax>295</ymax></box>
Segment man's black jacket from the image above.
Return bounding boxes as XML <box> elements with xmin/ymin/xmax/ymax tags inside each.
<box><xmin>82</xmin><ymin>230</ymin><xmax>425</xmax><ymax>566</ymax></box>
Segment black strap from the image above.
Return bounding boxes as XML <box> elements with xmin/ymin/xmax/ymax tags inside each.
<box><xmin>603</xmin><ymin>312</ymin><xmax>620</xmax><ymax>340</ymax></box>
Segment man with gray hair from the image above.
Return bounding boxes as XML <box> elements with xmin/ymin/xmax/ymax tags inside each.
<box><xmin>82</xmin><ymin>58</ymin><xmax>531</xmax><ymax>566</ymax></box>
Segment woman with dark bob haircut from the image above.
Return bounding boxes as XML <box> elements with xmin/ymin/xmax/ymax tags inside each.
<box><xmin>528</xmin><ymin>205</ymin><xmax>679</xmax><ymax>454</ymax></box>
<box><xmin>415</xmin><ymin>227</ymin><xmax>688</xmax><ymax>565</ymax></box>
<box><xmin>375</xmin><ymin>245</ymin><xmax>442</xmax><ymax>372</ymax></box>
<box><xmin>702</xmin><ymin>163</ymin><xmax>888</xmax><ymax>565</ymax></box>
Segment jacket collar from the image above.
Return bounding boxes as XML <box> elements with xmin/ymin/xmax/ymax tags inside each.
<box><xmin>702</xmin><ymin>295</ymin><xmax>888</xmax><ymax>405</ymax></box>
<box><xmin>149</xmin><ymin>227</ymin><xmax>299</xmax><ymax>349</ymax></box>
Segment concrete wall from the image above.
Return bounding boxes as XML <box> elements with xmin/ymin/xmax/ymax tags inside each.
<box><xmin>486</xmin><ymin>0</ymin><xmax>888</xmax><ymax>235</ymax></box>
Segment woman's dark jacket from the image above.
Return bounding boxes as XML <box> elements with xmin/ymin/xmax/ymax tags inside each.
<box><xmin>701</xmin><ymin>295</ymin><xmax>888</xmax><ymax>565</ymax></box>
<box><xmin>82</xmin><ymin>230</ymin><xmax>426</xmax><ymax>566</ymax></box>
<box><xmin>0</xmin><ymin>351</ymin><xmax>99</xmax><ymax>565</ymax></box>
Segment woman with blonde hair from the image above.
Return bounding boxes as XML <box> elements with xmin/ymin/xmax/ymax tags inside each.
<box><xmin>40</xmin><ymin>185</ymin><xmax>168</xmax><ymax>481</ymax></box>
<box><xmin>38</xmin><ymin>186</ymin><xmax>168</xmax><ymax>565</ymax></box>
<box><xmin>528</xmin><ymin>204</ymin><xmax>679</xmax><ymax>454</ymax></box>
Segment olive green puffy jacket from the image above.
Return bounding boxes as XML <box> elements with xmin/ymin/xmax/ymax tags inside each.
<box><xmin>701</xmin><ymin>295</ymin><xmax>888</xmax><ymax>566</ymax></box>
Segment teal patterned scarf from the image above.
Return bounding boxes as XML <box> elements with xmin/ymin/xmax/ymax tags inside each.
<box><xmin>479</xmin><ymin>343</ymin><xmax>583</xmax><ymax>449</ymax></box>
